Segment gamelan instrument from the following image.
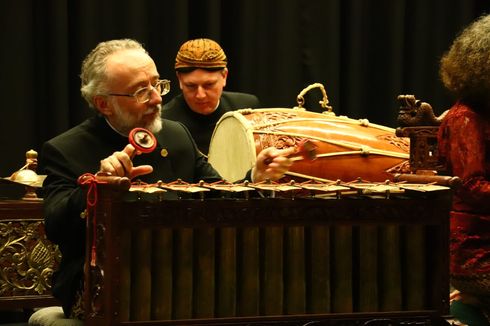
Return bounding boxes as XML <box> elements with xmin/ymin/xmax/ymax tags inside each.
<box><xmin>208</xmin><ymin>83</ymin><xmax>410</xmax><ymax>182</ymax></box>
<box><xmin>80</xmin><ymin>174</ymin><xmax>452</xmax><ymax>326</ymax></box>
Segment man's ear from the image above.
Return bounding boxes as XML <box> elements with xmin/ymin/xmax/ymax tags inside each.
<box><xmin>93</xmin><ymin>95</ymin><xmax>113</xmax><ymax>116</ymax></box>
<box><xmin>176</xmin><ymin>71</ymin><xmax>184</xmax><ymax>90</ymax></box>
<box><xmin>221</xmin><ymin>68</ymin><xmax>228</xmax><ymax>87</ymax></box>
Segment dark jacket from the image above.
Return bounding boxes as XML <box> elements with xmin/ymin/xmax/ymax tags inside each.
<box><xmin>38</xmin><ymin>115</ymin><xmax>221</xmax><ymax>316</ymax></box>
<box><xmin>163</xmin><ymin>91</ymin><xmax>260</xmax><ymax>155</ymax></box>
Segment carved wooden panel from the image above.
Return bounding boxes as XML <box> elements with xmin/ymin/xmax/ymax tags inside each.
<box><xmin>0</xmin><ymin>200</ymin><xmax>60</xmax><ymax>309</ymax></box>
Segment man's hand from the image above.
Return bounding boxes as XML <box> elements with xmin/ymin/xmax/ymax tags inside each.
<box><xmin>251</xmin><ymin>147</ymin><xmax>295</xmax><ymax>182</ymax></box>
<box><xmin>99</xmin><ymin>144</ymin><xmax>153</xmax><ymax>179</ymax></box>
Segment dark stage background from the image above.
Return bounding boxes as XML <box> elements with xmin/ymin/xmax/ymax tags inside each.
<box><xmin>1</xmin><ymin>0</ymin><xmax>489</xmax><ymax>179</ymax></box>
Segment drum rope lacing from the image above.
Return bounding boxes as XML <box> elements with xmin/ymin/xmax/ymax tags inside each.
<box><xmin>253</xmin><ymin>130</ymin><xmax>409</xmax><ymax>159</ymax></box>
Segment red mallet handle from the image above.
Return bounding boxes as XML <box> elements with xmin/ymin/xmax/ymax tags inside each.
<box><xmin>129</xmin><ymin>128</ymin><xmax>157</xmax><ymax>154</ymax></box>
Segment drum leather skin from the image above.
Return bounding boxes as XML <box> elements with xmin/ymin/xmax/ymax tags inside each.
<box><xmin>208</xmin><ymin>108</ymin><xmax>410</xmax><ymax>182</ymax></box>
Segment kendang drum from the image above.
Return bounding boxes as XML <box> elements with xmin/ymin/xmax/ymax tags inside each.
<box><xmin>208</xmin><ymin>83</ymin><xmax>410</xmax><ymax>182</ymax></box>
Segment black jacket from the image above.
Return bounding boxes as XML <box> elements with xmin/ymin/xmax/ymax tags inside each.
<box><xmin>38</xmin><ymin>115</ymin><xmax>221</xmax><ymax>316</ymax></box>
<box><xmin>163</xmin><ymin>91</ymin><xmax>260</xmax><ymax>155</ymax></box>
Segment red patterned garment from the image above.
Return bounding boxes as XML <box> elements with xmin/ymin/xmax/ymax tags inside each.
<box><xmin>438</xmin><ymin>102</ymin><xmax>490</xmax><ymax>297</ymax></box>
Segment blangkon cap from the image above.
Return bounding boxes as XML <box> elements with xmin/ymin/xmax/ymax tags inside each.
<box><xmin>175</xmin><ymin>38</ymin><xmax>227</xmax><ymax>70</ymax></box>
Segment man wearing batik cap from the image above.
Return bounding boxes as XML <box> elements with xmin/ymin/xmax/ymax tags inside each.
<box><xmin>163</xmin><ymin>38</ymin><xmax>260</xmax><ymax>155</ymax></box>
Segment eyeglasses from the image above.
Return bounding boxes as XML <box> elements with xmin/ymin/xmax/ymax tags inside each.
<box><xmin>107</xmin><ymin>79</ymin><xmax>171</xmax><ymax>103</ymax></box>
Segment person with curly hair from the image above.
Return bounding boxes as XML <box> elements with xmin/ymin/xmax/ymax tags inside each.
<box><xmin>438</xmin><ymin>14</ymin><xmax>490</xmax><ymax>326</ymax></box>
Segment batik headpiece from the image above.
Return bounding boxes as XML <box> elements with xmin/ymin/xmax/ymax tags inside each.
<box><xmin>175</xmin><ymin>38</ymin><xmax>227</xmax><ymax>70</ymax></box>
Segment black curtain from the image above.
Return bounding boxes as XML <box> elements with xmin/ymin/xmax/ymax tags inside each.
<box><xmin>1</xmin><ymin>0</ymin><xmax>489</xmax><ymax>177</ymax></box>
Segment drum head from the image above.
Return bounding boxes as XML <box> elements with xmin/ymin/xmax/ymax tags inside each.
<box><xmin>208</xmin><ymin>112</ymin><xmax>257</xmax><ymax>182</ymax></box>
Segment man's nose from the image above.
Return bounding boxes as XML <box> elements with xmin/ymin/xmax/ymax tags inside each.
<box><xmin>195</xmin><ymin>86</ymin><xmax>206</xmax><ymax>98</ymax></box>
<box><xmin>148</xmin><ymin>88</ymin><xmax>162</xmax><ymax>105</ymax></box>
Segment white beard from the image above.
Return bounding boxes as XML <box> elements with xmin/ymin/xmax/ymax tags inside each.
<box><xmin>146</xmin><ymin>113</ymin><xmax>163</xmax><ymax>134</ymax></box>
<box><xmin>111</xmin><ymin>100</ymin><xmax>163</xmax><ymax>135</ymax></box>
